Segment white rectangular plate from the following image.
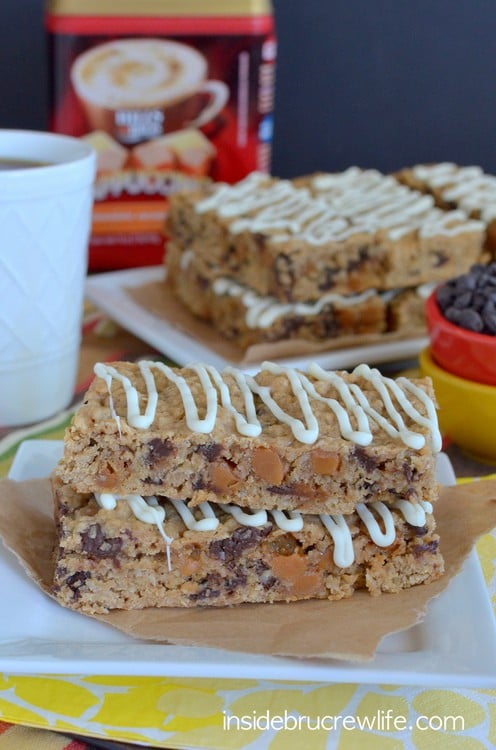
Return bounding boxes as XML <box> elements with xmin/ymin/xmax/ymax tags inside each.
<box><xmin>1</xmin><ymin>440</ymin><xmax>495</xmax><ymax>687</ymax></box>
<box><xmin>85</xmin><ymin>267</ymin><xmax>428</xmax><ymax>374</ymax></box>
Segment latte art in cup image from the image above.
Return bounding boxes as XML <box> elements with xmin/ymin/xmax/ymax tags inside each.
<box><xmin>71</xmin><ymin>39</ymin><xmax>229</xmax><ymax>142</ymax></box>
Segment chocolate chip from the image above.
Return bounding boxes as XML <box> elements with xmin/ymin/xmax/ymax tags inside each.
<box><xmin>278</xmin><ymin>317</ymin><xmax>303</xmax><ymax>339</ymax></box>
<box><xmin>413</xmin><ymin>539</ymin><xmax>439</xmax><ymax>558</ymax></box>
<box><xmin>262</xmin><ymin>576</ymin><xmax>278</xmax><ymax>590</ymax></box>
<box><xmin>81</xmin><ymin>523</ymin><xmax>123</xmax><ymax>558</ymax></box>
<box><xmin>352</xmin><ymin>446</ymin><xmax>378</xmax><ymax>474</ymax></box>
<box><xmin>483</xmin><ymin>298</ymin><xmax>496</xmax><ymax>314</ymax></box>
<box><xmin>361</xmin><ymin>481</ymin><xmax>377</xmax><ymax>490</ymax></box>
<box><xmin>453</xmin><ymin>290</ymin><xmax>473</xmax><ymax>309</ymax></box>
<box><xmin>455</xmin><ymin>308</ymin><xmax>484</xmax><ymax>332</ymax></box>
<box><xmin>432</xmin><ymin>250</ymin><xmax>449</xmax><ymax>267</ymax></box>
<box><xmin>208</xmin><ymin>525</ymin><xmax>272</xmax><ymax>563</ymax></box>
<box><xmin>252</xmin><ymin>559</ymin><xmax>278</xmax><ymax>590</ymax></box>
<box><xmin>455</xmin><ymin>273</ymin><xmax>477</xmax><ymax>292</ymax></box>
<box><xmin>483</xmin><ymin>309</ymin><xmax>496</xmax><ymax>334</ymax></box>
<box><xmin>402</xmin><ymin>461</ymin><xmax>418</xmax><ymax>483</ymax></box>
<box><xmin>66</xmin><ymin>571</ymin><xmax>90</xmax><ymax>599</ymax></box>
<box><xmin>267</xmin><ymin>484</ymin><xmax>296</xmax><ymax>495</ymax></box>
<box><xmin>196</xmin><ymin>274</ymin><xmax>210</xmax><ymax>291</ymax></box>
<box><xmin>318</xmin><ymin>311</ymin><xmax>339</xmax><ymax>337</ymax></box>
<box><xmin>224</xmin><ymin>571</ymin><xmax>248</xmax><ymax>592</ymax></box>
<box><xmin>196</xmin><ymin>442</ymin><xmax>223</xmax><ymax>461</ymax></box>
<box><xmin>473</xmin><ymin>291</ymin><xmax>488</xmax><ymax>309</ymax></box>
<box><xmin>436</xmin><ymin>284</ymin><xmax>454</xmax><ymax>309</ymax></box>
<box><xmin>188</xmin><ymin>570</ymin><xmax>248</xmax><ymax>601</ymax></box>
<box><xmin>146</xmin><ymin>438</ymin><xmax>174</xmax><ymax>464</ymax></box>
<box><xmin>407</xmin><ymin>524</ymin><xmax>428</xmax><ymax>537</ymax></box>
<box><xmin>436</xmin><ymin>263</ymin><xmax>496</xmax><ymax>334</ymax></box>
<box><xmin>254</xmin><ymin>232</ymin><xmax>267</xmax><ymax>249</ymax></box>
<box><xmin>444</xmin><ymin>306</ymin><xmax>463</xmax><ymax>324</ymax></box>
<box><xmin>189</xmin><ymin>574</ymin><xmax>222</xmax><ymax>601</ymax></box>
<box><xmin>222</xmin><ymin>242</ymin><xmax>240</xmax><ymax>266</ymax></box>
<box><xmin>318</xmin><ymin>267</ymin><xmax>339</xmax><ymax>291</ymax></box>
<box><xmin>347</xmin><ymin>245</ymin><xmax>370</xmax><ymax>273</ymax></box>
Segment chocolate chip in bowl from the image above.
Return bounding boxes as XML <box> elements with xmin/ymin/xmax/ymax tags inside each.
<box><xmin>422</xmin><ymin>261</ymin><xmax>496</xmax><ymax>462</ymax></box>
<box><xmin>436</xmin><ymin>262</ymin><xmax>496</xmax><ymax>335</ymax></box>
<box><xmin>425</xmin><ymin>262</ymin><xmax>496</xmax><ymax>386</ymax></box>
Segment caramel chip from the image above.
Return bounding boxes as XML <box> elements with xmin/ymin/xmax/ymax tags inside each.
<box><xmin>209</xmin><ymin>461</ymin><xmax>240</xmax><ymax>492</ymax></box>
<box><xmin>252</xmin><ymin>446</ymin><xmax>285</xmax><ymax>484</ymax></box>
<box><xmin>310</xmin><ymin>449</ymin><xmax>341</xmax><ymax>475</ymax></box>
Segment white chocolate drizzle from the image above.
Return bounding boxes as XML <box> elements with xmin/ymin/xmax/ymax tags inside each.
<box><xmin>94</xmin><ymin>360</ymin><xmax>441</xmax><ymax>451</ymax></box>
<box><xmin>392</xmin><ymin>499</ymin><xmax>432</xmax><ymax>526</ymax></box>
<box><xmin>219</xmin><ymin>504</ymin><xmax>268</xmax><ymax>527</ymax></box>
<box><xmin>212</xmin><ymin>276</ymin><xmax>377</xmax><ymax>329</ymax></box>
<box><xmin>168</xmin><ymin>498</ymin><xmax>219</xmax><ymax>531</ymax></box>
<box><xmin>319</xmin><ymin>513</ymin><xmax>355</xmax><ymax>567</ymax></box>
<box><xmin>181</xmin><ymin>247</ymin><xmax>436</xmax><ymax>329</ymax></box>
<box><xmin>203</xmin><ymin>365</ymin><xmax>261</xmax><ymax>437</ymax></box>
<box><xmin>269</xmin><ymin>509</ymin><xmax>304</xmax><ymax>532</ymax></box>
<box><xmin>96</xmin><ymin>492</ymin><xmax>173</xmax><ymax>571</ymax></box>
<box><xmin>193</xmin><ymin>169</ymin><xmax>483</xmax><ymax>244</ymax></box>
<box><xmin>355</xmin><ymin>502</ymin><xmax>396</xmax><ymax>546</ymax></box>
<box><xmin>93</xmin><ymin>492</ymin><xmax>433</xmax><ymax>570</ymax></box>
<box><xmin>412</xmin><ymin>162</ymin><xmax>496</xmax><ymax>224</ymax></box>
<box><xmin>246</xmin><ymin>363</ymin><xmax>319</xmax><ymax>444</ymax></box>
<box><xmin>94</xmin><ymin>361</ymin><xmax>218</xmax><ymax>432</ymax></box>
<box><xmin>219</xmin><ymin>504</ymin><xmax>305</xmax><ymax>532</ymax></box>
<box><xmin>311</xmin><ymin>168</ymin><xmax>483</xmax><ymax>239</ymax></box>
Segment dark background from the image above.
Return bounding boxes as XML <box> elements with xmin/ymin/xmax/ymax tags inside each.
<box><xmin>1</xmin><ymin>0</ymin><xmax>496</xmax><ymax>177</ymax></box>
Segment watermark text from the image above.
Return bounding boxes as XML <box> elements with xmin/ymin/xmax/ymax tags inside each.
<box><xmin>223</xmin><ymin>708</ymin><xmax>465</xmax><ymax>733</ymax></box>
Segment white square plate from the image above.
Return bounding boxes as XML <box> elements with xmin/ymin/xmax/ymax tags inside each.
<box><xmin>1</xmin><ymin>440</ymin><xmax>495</xmax><ymax>687</ymax></box>
<box><xmin>85</xmin><ymin>267</ymin><xmax>428</xmax><ymax>374</ymax></box>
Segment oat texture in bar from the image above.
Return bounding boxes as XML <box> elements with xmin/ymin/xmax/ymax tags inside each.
<box><xmin>55</xmin><ymin>360</ymin><xmax>442</xmax><ymax>514</ymax></box>
<box><xmin>52</xmin><ymin>476</ymin><xmax>444</xmax><ymax>613</ymax></box>
<box><xmin>166</xmin><ymin>169</ymin><xmax>485</xmax><ymax>301</ymax></box>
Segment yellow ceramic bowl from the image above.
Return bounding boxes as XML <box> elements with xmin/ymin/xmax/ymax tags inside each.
<box><xmin>419</xmin><ymin>347</ymin><xmax>496</xmax><ymax>463</ymax></box>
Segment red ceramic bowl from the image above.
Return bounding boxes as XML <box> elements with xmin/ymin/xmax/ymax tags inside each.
<box><xmin>425</xmin><ymin>290</ymin><xmax>496</xmax><ymax>386</ymax></box>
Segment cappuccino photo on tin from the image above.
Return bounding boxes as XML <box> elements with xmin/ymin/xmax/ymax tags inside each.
<box><xmin>46</xmin><ymin>0</ymin><xmax>277</xmax><ymax>270</ymax></box>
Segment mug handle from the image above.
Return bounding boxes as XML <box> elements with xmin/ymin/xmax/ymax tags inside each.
<box><xmin>190</xmin><ymin>80</ymin><xmax>229</xmax><ymax>128</ymax></box>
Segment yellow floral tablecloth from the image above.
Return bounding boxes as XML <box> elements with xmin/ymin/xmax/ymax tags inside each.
<box><xmin>0</xmin><ymin>312</ymin><xmax>495</xmax><ymax>750</ymax></box>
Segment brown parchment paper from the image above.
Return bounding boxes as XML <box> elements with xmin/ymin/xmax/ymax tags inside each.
<box><xmin>127</xmin><ymin>278</ymin><xmax>427</xmax><ymax>366</ymax></box>
<box><xmin>0</xmin><ymin>477</ymin><xmax>495</xmax><ymax>662</ymax></box>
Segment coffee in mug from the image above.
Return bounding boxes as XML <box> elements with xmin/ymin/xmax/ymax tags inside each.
<box><xmin>0</xmin><ymin>158</ymin><xmax>52</xmax><ymax>170</ymax></box>
<box><xmin>46</xmin><ymin>0</ymin><xmax>276</xmax><ymax>271</ymax></box>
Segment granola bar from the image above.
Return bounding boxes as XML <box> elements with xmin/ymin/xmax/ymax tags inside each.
<box><xmin>396</xmin><ymin>162</ymin><xmax>496</xmax><ymax>257</ymax></box>
<box><xmin>166</xmin><ymin>241</ymin><xmax>429</xmax><ymax>347</ymax></box>
<box><xmin>55</xmin><ymin>360</ymin><xmax>442</xmax><ymax>514</ymax></box>
<box><xmin>52</xmin><ymin>477</ymin><xmax>443</xmax><ymax>613</ymax></box>
<box><xmin>166</xmin><ymin>169</ymin><xmax>484</xmax><ymax>300</ymax></box>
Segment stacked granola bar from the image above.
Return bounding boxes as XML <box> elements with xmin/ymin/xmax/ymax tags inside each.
<box><xmin>396</xmin><ymin>162</ymin><xmax>496</xmax><ymax>257</ymax></box>
<box><xmin>165</xmin><ymin>168</ymin><xmax>485</xmax><ymax>348</ymax></box>
<box><xmin>52</xmin><ymin>360</ymin><xmax>444</xmax><ymax>613</ymax></box>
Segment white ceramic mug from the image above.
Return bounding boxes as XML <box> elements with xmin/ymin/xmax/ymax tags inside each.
<box><xmin>0</xmin><ymin>130</ymin><xmax>96</xmax><ymax>426</ymax></box>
